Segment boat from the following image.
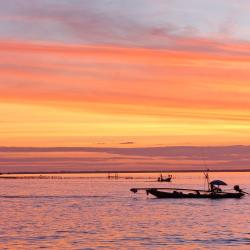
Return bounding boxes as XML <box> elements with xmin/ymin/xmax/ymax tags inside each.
<box><xmin>144</xmin><ymin>188</ymin><xmax>245</xmax><ymax>199</ymax></box>
<box><xmin>130</xmin><ymin>171</ymin><xmax>248</xmax><ymax>199</ymax></box>
<box><xmin>157</xmin><ymin>173</ymin><xmax>172</xmax><ymax>182</ymax></box>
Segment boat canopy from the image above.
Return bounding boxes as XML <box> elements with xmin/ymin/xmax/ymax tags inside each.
<box><xmin>210</xmin><ymin>180</ymin><xmax>227</xmax><ymax>186</ymax></box>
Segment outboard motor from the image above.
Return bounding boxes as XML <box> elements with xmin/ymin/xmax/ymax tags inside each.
<box><xmin>234</xmin><ymin>185</ymin><xmax>242</xmax><ymax>193</ymax></box>
<box><xmin>130</xmin><ymin>188</ymin><xmax>138</xmax><ymax>193</ymax></box>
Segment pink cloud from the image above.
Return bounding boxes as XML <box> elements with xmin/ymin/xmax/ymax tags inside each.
<box><xmin>0</xmin><ymin>145</ymin><xmax>249</xmax><ymax>172</ymax></box>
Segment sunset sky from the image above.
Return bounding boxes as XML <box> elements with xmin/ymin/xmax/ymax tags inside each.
<box><xmin>1</xmin><ymin>1</ymin><xmax>250</xmax><ymax>172</ymax></box>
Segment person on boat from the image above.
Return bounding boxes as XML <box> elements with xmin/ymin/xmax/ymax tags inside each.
<box><xmin>234</xmin><ymin>185</ymin><xmax>242</xmax><ymax>193</ymax></box>
<box><xmin>158</xmin><ymin>173</ymin><xmax>162</xmax><ymax>182</ymax></box>
<box><xmin>210</xmin><ymin>184</ymin><xmax>221</xmax><ymax>193</ymax></box>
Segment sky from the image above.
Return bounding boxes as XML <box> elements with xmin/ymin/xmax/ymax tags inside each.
<box><xmin>0</xmin><ymin>0</ymin><xmax>250</xmax><ymax>172</ymax></box>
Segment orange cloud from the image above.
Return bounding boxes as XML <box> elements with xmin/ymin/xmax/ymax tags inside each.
<box><xmin>1</xmin><ymin>40</ymin><xmax>250</xmax><ymax>147</ymax></box>
<box><xmin>1</xmin><ymin>40</ymin><xmax>250</xmax><ymax>109</ymax></box>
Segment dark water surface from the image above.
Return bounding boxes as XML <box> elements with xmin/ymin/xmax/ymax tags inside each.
<box><xmin>0</xmin><ymin>172</ymin><xmax>249</xmax><ymax>249</ymax></box>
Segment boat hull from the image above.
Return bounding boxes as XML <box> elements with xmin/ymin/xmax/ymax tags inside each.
<box><xmin>147</xmin><ymin>189</ymin><xmax>244</xmax><ymax>199</ymax></box>
<box><xmin>157</xmin><ymin>177</ymin><xmax>171</xmax><ymax>182</ymax></box>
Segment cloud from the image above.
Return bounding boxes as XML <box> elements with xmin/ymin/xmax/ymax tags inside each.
<box><xmin>119</xmin><ymin>142</ymin><xmax>134</xmax><ymax>145</ymax></box>
<box><xmin>1</xmin><ymin>40</ymin><xmax>250</xmax><ymax>113</ymax></box>
<box><xmin>0</xmin><ymin>145</ymin><xmax>249</xmax><ymax>172</ymax></box>
<box><xmin>1</xmin><ymin>145</ymin><xmax>249</xmax><ymax>157</ymax></box>
<box><xmin>2</xmin><ymin>0</ymin><xmax>250</xmax><ymax>49</ymax></box>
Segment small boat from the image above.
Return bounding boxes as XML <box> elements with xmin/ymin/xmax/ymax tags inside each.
<box><xmin>145</xmin><ymin>188</ymin><xmax>245</xmax><ymax>199</ymax></box>
<box><xmin>130</xmin><ymin>171</ymin><xmax>248</xmax><ymax>199</ymax></box>
<box><xmin>157</xmin><ymin>173</ymin><xmax>172</xmax><ymax>182</ymax></box>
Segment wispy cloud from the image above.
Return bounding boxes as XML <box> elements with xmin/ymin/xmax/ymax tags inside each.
<box><xmin>0</xmin><ymin>145</ymin><xmax>249</xmax><ymax>172</ymax></box>
<box><xmin>1</xmin><ymin>40</ymin><xmax>250</xmax><ymax>111</ymax></box>
<box><xmin>1</xmin><ymin>0</ymin><xmax>250</xmax><ymax>46</ymax></box>
<box><xmin>1</xmin><ymin>1</ymin><xmax>250</xmax><ymax>150</ymax></box>
<box><xmin>120</xmin><ymin>142</ymin><xmax>134</xmax><ymax>145</ymax></box>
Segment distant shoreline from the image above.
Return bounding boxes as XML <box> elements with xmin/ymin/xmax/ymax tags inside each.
<box><xmin>1</xmin><ymin>169</ymin><xmax>250</xmax><ymax>175</ymax></box>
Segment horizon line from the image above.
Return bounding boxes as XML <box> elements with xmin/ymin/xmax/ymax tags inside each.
<box><xmin>2</xmin><ymin>169</ymin><xmax>250</xmax><ymax>175</ymax></box>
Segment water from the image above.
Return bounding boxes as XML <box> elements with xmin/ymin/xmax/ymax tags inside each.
<box><xmin>0</xmin><ymin>172</ymin><xmax>249</xmax><ymax>249</ymax></box>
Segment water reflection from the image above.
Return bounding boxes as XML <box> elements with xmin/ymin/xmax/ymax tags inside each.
<box><xmin>0</xmin><ymin>172</ymin><xmax>249</xmax><ymax>249</ymax></box>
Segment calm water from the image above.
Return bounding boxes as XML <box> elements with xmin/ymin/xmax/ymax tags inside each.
<box><xmin>0</xmin><ymin>172</ymin><xmax>249</xmax><ymax>249</ymax></box>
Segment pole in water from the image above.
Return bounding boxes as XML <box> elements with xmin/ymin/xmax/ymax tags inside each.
<box><xmin>203</xmin><ymin>169</ymin><xmax>210</xmax><ymax>191</ymax></box>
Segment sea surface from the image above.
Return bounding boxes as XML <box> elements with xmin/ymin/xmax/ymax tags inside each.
<box><xmin>0</xmin><ymin>172</ymin><xmax>249</xmax><ymax>249</ymax></box>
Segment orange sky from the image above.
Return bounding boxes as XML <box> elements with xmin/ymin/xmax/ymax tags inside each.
<box><xmin>1</xmin><ymin>40</ymin><xmax>250</xmax><ymax>147</ymax></box>
<box><xmin>1</xmin><ymin>1</ymin><xmax>250</xmax><ymax>172</ymax></box>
